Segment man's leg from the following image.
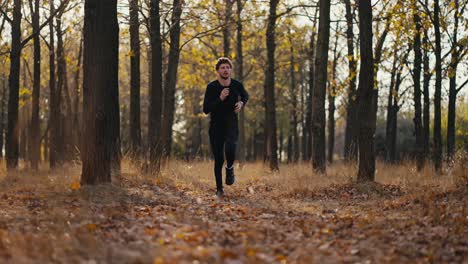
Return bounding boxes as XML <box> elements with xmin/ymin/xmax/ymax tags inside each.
<box><xmin>209</xmin><ymin>126</ymin><xmax>225</xmax><ymax>193</ymax></box>
<box><xmin>225</xmin><ymin>120</ymin><xmax>239</xmax><ymax>185</ymax></box>
<box><xmin>225</xmin><ymin>139</ymin><xmax>237</xmax><ymax>169</ymax></box>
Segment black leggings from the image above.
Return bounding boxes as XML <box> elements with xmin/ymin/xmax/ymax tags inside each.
<box><xmin>209</xmin><ymin>121</ymin><xmax>238</xmax><ymax>191</ymax></box>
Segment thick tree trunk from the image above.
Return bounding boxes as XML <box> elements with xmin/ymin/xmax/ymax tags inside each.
<box><xmin>49</xmin><ymin>0</ymin><xmax>59</xmax><ymax>168</ymax></box>
<box><xmin>30</xmin><ymin>0</ymin><xmax>40</xmax><ymax>170</ymax></box>
<box><xmin>148</xmin><ymin>0</ymin><xmax>163</xmax><ymax>171</ymax></box>
<box><xmin>413</xmin><ymin>8</ymin><xmax>424</xmax><ymax>169</ymax></box>
<box><xmin>129</xmin><ymin>0</ymin><xmax>141</xmax><ymax>156</ymax></box>
<box><xmin>223</xmin><ymin>0</ymin><xmax>233</xmax><ymax>57</ymax></box>
<box><xmin>447</xmin><ymin>0</ymin><xmax>459</xmax><ymax>159</ymax></box>
<box><xmin>433</xmin><ymin>0</ymin><xmax>442</xmax><ymax>171</ymax></box>
<box><xmin>304</xmin><ymin>24</ymin><xmax>316</xmax><ymax>162</ymax></box>
<box><xmin>311</xmin><ymin>0</ymin><xmax>330</xmax><ymax>173</ymax></box>
<box><xmin>6</xmin><ymin>0</ymin><xmax>22</xmax><ymax>169</ymax></box>
<box><xmin>264</xmin><ymin>0</ymin><xmax>279</xmax><ymax>171</ymax></box>
<box><xmin>236</xmin><ymin>0</ymin><xmax>246</xmax><ymax>163</ymax></box>
<box><xmin>357</xmin><ymin>0</ymin><xmax>375</xmax><ymax>182</ymax></box>
<box><xmin>422</xmin><ymin>22</ymin><xmax>431</xmax><ymax>159</ymax></box>
<box><xmin>160</xmin><ymin>0</ymin><xmax>182</xmax><ymax>158</ymax></box>
<box><xmin>81</xmin><ymin>0</ymin><xmax>119</xmax><ymax>184</ymax></box>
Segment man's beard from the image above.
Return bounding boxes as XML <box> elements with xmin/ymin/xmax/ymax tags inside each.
<box><xmin>220</xmin><ymin>75</ymin><xmax>229</xmax><ymax>80</ymax></box>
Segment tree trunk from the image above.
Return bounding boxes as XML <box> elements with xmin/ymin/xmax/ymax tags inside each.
<box><xmin>311</xmin><ymin>0</ymin><xmax>330</xmax><ymax>173</ymax></box>
<box><xmin>385</xmin><ymin>51</ymin><xmax>398</xmax><ymax>162</ymax></box>
<box><xmin>433</xmin><ymin>0</ymin><xmax>442</xmax><ymax>171</ymax></box>
<box><xmin>357</xmin><ymin>0</ymin><xmax>375</xmax><ymax>182</ymax></box>
<box><xmin>0</xmin><ymin>77</ymin><xmax>6</xmax><ymax>159</ymax></box>
<box><xmin>304</xmin><ymin>10</ymin><xmax>318</xmax><ymax>162</ymax></box>
<box><xmin>413</xmin><ymin>6</ymin><xmax>424</xmax><ymax>169</ymax></box>
<box><xmin>6</xmin><ymin>0</ymin><xmax>22</xmax><ymax>169</ymax></box>
<box><xmin>343</xmin><ymin>0</ymin><xmax>358</xmax><ymax>161</ymax></box>
<box><xmin>148</xmin><ymin>0</ymin><xmax>163</xmax><ymax>171</ymax></box>
<box><xmin>328</xmin><ymin>28</ymin><xmax>339</xmax><ymax>164</ymax></box>
<box><xmin>236</xmin><ymin>0</ymin><xmax>246</xmax><ymax>163</ymax></box>
<box><xmin>372</xmin><ymin>23</ymin><xmax>390</xmax><ymax>119</ymax></box>
<box><xmin>160</xmin><ymin>0</ymin><xmax>182</xmax><ymax>159</ymax></box>
<box><xmin>56</xmin><ymin>11</ymin><xmax>73</xmax><ymax>162</ymax></box>
<box><xmin>447</xmin><ymin>0</ymin><xmax>459</xmax><ymax>159</ymax></box>
<box><xmin>289</xmin><ymin>37</ymin><xmax>299</xmax><ymax>163</ymax></box>
<box><xmin>73</xmin><ymin>34</ymin><xmax>83</xmax><ymax>153</ymax></box>
<box><xmin>81</xmin><ymin>0</ymin><xmax>119</xmax><ymax>184</ymax></box>
<box><xmin>29</xmin><ymin>0</ymin><xmax>41</xmax><ymax>170</ymax></box>
<box><xmin>129</xmin><ymin>0</ymin><xmax>141</xmax><ymax>156</ymax></box>
<box><xmin>422</xmin><ymin>20</ymin><xmax>430</xmax><ymax>160</ymax></box>
<box><xmin>389</xmin><ymin>66</ymin><xmax>403</xmax><ymax>163</ymax></box>
<box><xmin>223</xmin><ymin>0</ymin><xmax>233</xmax><ymax>57</ymax></box>
<box><xmin>264</xmin><ymin>0</ymin><xmax>280</xmax><ymax>171</ymax></box>
<box><xmin>49</xmin><ymin>0</ymin><xmax>59</xmax><ymax>168</ymax></box>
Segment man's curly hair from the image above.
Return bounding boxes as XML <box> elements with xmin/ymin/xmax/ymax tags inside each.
<box><xmin>215</xmin><ymin>57</ymin><xmax>233</xmax><ymax>70</ymax></box>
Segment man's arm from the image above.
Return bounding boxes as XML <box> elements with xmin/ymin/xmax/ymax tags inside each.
<box><xmin>239</xmin><ymin>83</ymin><xmax>249</xmax><ymax>106</ymax></box>
<box><xmin>203</xmin><ymin>84</ymin><xmax>221</xmax><ymax>114</ymax></box>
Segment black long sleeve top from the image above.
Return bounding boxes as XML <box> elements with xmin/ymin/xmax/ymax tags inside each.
<box><xmin>203</xmin><ymin>79</ymin><xmax>249</xmax><ymax>124</ymax></box>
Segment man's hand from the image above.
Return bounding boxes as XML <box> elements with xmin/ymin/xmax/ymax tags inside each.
<box><xmin>235</xmin><ymin>101</ymin><xmax>243</xmax><ymax>113</ymax></box>
<box><xmin>220</xmin><ymin>88</ymin><xmax>229</xmax><ymax>101</ymax></box>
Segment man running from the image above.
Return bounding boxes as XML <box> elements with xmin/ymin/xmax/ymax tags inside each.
<box><xmin>203</xmin><ymin>57</ymin><xmax>249</xmax><ymax>198</ymax></box>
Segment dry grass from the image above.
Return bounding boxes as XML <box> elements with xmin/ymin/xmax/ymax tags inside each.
<box><xmin>146</xmin><ymin>157</ymin><xmax>466</xmax><ymax>198</ymax></box>
<box><xmin>0</xmin><ymin>155</ymin><xmax>466</xmax><ymax>263</ymax></box>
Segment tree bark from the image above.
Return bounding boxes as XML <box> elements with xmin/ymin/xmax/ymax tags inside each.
<box><xmin>387</xmin><ymin>62</ymin><xmax>404</xmax><ymax>163</ymax></box>
<box><xmin>328</xmin><ymin>28</ymin><xmax>339</xmax><ymax>164</ymax></box>
<box><xmin>385</xmin><ymin>50</ymin><xmax>398</xmax><ymax>162</ymax></box>
<box><xmin>447</xmin><ymin>0</ymin><xmax>460</xmax><ymax>159</ymax></box>
<box><xmin>343</xmin><ymin>0</ymin><xmax>358</xmax><ymax>161</ymax></box>
<box><xmin>0</xmin><ymin>77</ymin><xmax>6</xmax><ymax>159</ymax></box>
<box><xmin>56</xmin><ymin>10</ymin><xmax>73</xmax><ymax>162</ymax></box>
<box><xmin>311</xmin><ymin>0</ymin><xmax>330</xmax><ymax>173</ymax></box>
<box><xmin>236</xmin><ymin>0</ymin><xmax>246</xmax><ymax>163</ymax></box>
<box><xmin>49</xmin><ymin>0</ymin><xmax>59</xmax><ymax>168</ymax></box>
<box><xmin>129</xmin><ymin>0</ymin><xmax>141</xmax><ymax>156</ymax></box>
<box><xmin>30</xmin><ymin>0</ymin><xmax>40</xmax><ymax>170</ymax></box>
<box><xmin>223</xmin><ymin>0</ymin><xmax>234</xmax><ymax>57</ymax></box>
<box><xmin>304</xmin><ymin>18</ymin><xmax>317</xmax><ymax>162</ymax></box>
<box><xmin>6</xmin><ymin>0</ymin><xmax>22</xmax><ymax>169</ymax></box>
<box><xmin>357</xmin><ymin>0</ymin><xmax>375</xmax><ymax>182</ymax></box>
<box><xmin>81</xmin><ymin>0</ymin><xmax>119</xmax><ymax>184</ymax></box>
<box><xmin>289</xmin><ymin>36</ymin><xmax>299</xmax><ymax>163</ymax></box>
<box><xmin>148</xmin><ymin>0</ymin><xmax>163</xmax><ymax>171</ymax></box>
<box><xmin>264</xmin><ymin>0</ymin><xmax>279</xmax><ymax>171</ymax></box>
<box><xmin>73</xmin><ymin>34</ymin><xmax>83</xmax><ymax>153</ymax></box>
<box><xmin>160</xmin><ymin>0</ymin><xmax>182</xmax><ymax>158</ymax></box>
<box><xmin>433</xmin><ymin>0</ymin><xmax>442</xmax><ymax>171</ymax></box>
<box><xmin>422</xmin><ymin>14</ymin><xmax>430</xmax><ymax>160</ymax></box>
<box><xmin>413</xmin><ymin>5</ymin><xmax>424</xmax><ymax>169</ymax></box>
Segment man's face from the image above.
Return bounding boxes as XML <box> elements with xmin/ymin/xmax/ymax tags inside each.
<box><xmin>217</xmin><ymin>63</ymin><xmax>231</xmax><ymax>80</ymax></box>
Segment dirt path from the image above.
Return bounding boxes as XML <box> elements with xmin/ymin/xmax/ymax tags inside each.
<box><xmin>0</xmin><ymin>167</ymin><xmax>466</xmax><ymax>263</ymax></box>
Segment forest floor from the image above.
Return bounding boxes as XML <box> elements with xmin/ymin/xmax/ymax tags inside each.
<box><xmin>0</xmin><ymin>159</ymin><xmax>466</xmax><ymax>263</ymax></box>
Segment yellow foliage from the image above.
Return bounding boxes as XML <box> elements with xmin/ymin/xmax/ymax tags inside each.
<box><xmin>70</xmin><ymin>181</ymin><xmax>81</xmax><ymax>191</ymax></box>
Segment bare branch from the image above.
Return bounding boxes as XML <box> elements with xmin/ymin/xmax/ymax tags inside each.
<box><xmin>20</xmin><ymin>0</ymin><xmax>71</xmax><ymax>49</ymax></box>
<box><xmin>456</xmin><ymin>79</ymin><xmax>468</xmax><ymax>94</ymax></box>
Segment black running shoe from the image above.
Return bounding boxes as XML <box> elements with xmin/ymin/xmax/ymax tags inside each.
<box><xmin>216</xmin><ymin>190</ymin><xmax>224</xmax><ymax>198</ymax></box>
<box><xmin>226</xmin><ymin>167</ymin><xmax>235</xmax><ymax>185</ymax></box>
